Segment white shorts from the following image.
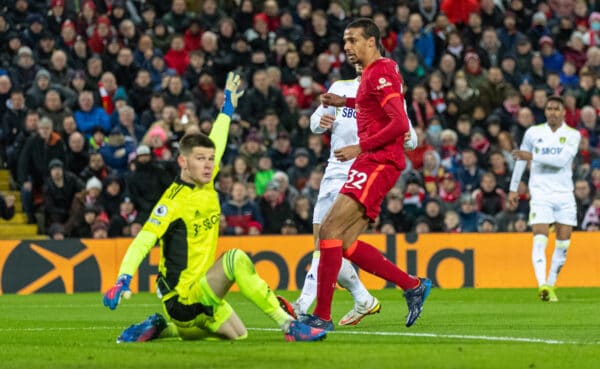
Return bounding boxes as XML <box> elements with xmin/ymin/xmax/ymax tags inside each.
<box><xmin>313</xmin><ymin>177</ymin><xmax>345</xmax><ymax>224</ymax></box>
<box><xmin>529</xmin><ymin>194</ymin><xmax>577</xmax><ymax>226</ymax></box>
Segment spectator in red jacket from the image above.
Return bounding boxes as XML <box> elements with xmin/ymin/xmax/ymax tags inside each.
<box><xmin>164</xmin><ymin>35</ymin><xmax>190</xmax><ymax>76</ymax></box>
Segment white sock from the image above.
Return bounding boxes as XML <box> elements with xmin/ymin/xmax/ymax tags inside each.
<box><xmin>547</xmin><ymin>239</ymin><xmax>569</xmax><ymax>286</ymax></box>
<box><xmin>337</xmin><ymin>258</ymin><xmax>372</xmax><ymax>306</ymax></box>
<box><xmin>532</xmin><ymin>234</ymin><xmax>549</xmax><ymax>287</ymax></box>
<box><xmin>295</xmin><ymin>251</ymin><xmax>319</xmax><ymax>314</ymax></box>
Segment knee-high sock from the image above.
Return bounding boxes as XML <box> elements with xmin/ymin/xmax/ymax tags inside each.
<box><xmin>532</xmin><ymin>234</ymin><xmax>549</xmax><ymax>287</ymax></box>
<box><xmin>313</xmin><ymin>239</ymin><xmax>343</xmax><ymax>321</ymax></box>
<box><xmin>344</xmin><ymin>240</ymin><xmax>419</xmax><ymax>290</ymax></box>
<box><xmin>337</xmin><ymin>258</ymin><xmax>372</xmax><ymax>306</ymax></box>
<box><xmin>295</xmin><ymin>251</ymin><xmax>320</xmax><ymax>314</ymax></box>
<box><xmin>547</xmin><ymin>240</ymin><xmax>569</xmax><ymax>286</ymax></box>
<box><xmin>222</xmin><ymin>249</ymin><xmax>290</xmax><ymax>330</ymax></box>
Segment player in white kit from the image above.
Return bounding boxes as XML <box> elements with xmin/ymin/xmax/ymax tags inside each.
<box><xmin>508</xmin><ymin>96</ymin><xmax>581</xmax><ymax>302</ymax></box>
<box><xmin>278</xmin><ymin>64</ymin><xmax>418</xmax><ymax>325</ymax></box>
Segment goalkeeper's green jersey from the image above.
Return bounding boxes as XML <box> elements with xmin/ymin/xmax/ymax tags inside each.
<box><xmin>118</xmin><ymin>113</ymin><xmax>231</xmax><ymax>297</ymax></box>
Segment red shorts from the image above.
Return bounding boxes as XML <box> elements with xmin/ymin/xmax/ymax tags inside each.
<box><xmin>340</xmin><ymin>154</ymin><xmax>401</xmax><ymax>221</ymax></box>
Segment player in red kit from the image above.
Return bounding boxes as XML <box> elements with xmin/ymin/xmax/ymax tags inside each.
<box><xmin>304</xmin><ymin>18</ymin><xmax>432</xmax><ymax>331</ymax></box>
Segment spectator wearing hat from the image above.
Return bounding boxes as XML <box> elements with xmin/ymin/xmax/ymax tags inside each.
<box><xmin>64</xmin><ymin>176</ymin><xmax>108</xmax><ymax>236</ymax></box>
<box><xmin>222</xmin><ymin>181</ymin><xmax>264</xmax><ymax>236</ymax></box>
<box><xmin>238</xmin><ymin>69</ymin><xmax>291</xmax><ymax>131</ymax></box>
<box><xmin>91</xmin><ymin>219</ymin><xmax>109</xmax><ymax>239</ymax></box>
<box><xmin>36</xmin><ymin>31</ymin><xmax>58</xmax><ymax>69</ymax></box>
<box><xmin>43</xmin><ymin>158</ymin><xmax>84</xmax><ymax>228</ymax></box>
<box><xmin>9</xmin><ymin>46</ymin><xmax>40</xmax><ymax>91</ymax></box>
<box><xmin>287</xmin><ymin>147</ymin><xmax>313</xmax><ymax>191</ymax></box>
<box><xmin>26</xmin><ymin>68</ymin><xmax>76</xmax><ymax>110</ymax></box>
<box><xmin>403</xmin><ymin>171</ymin><xmax>426</xmax><ymax>218</ymax></box>
<box><xmin>46</xmin><ymin>0</ymin><xmax>66</xmax><ymax>36</ymax></box>
<box><xmin>108</xmin><ymin>196</ymin><xmax>138</xmax><ymax>237</ymax></box>
<box><xmin>462</xmin><ymin>50</ymin><xmax>486</xmax><ymax>90</ymax></box>
<box><xmin>48</xmin><ymin>222</ymin><xmax>66</xmax><ymax>240</ymax></box>
<box><xmin>515</xmin><ymin>36</ymin><xmax>533</xmax><ymax>76</ymax></box>
<box><xmin>71</xmin><ymin>204</ymin><xmax>101</xmax><ymax>237</ymax></box>
<box><xmin>527</xmin><ymin>11</ymin><xmax>551</xmax><ymax>49</ymax></box>
<box><xmin>57</xmin><ymin>20</ymin><xmax>77</xmax><ymax>51</ymax></box>
<box><xmin>457</xmin><ymin>193</ymin><xmax>481</xmax><ymax>232</ymax></box>
<box><xmin>584</xmin><ymin>12</ymin><xmax>600</xmax><ymax>47</ymax></box>
<box><xmin>478</xmin><ymin>214</ymin><xmax>497</xmax><ymax>232</ymax></box>
<box><xmin>280</xmin><ymin>218</ymin><xmax>299</xmax><ymax>235</ymax></box>
<box><xmin>100</xmin><ymin>174</ymin><xmax>126</xmax><ymax>219</ymax></box>
<box><xmin>22</xmin><ymin>13</ymin><xmax>47</xmax><ymax>49</ymax></box>
<box><xmin>88</xmin><ymin>15</ymin><xmax>115</xmax><ymax>54</ymax></box>
<box><xmin>538</xmin><ymin>36</ymin><xmax>564</xmax><ymax>74</ymax></box>
<box><xmin>75</xmin><ymin>1</ymin><xmax>98</xmax><ymax>38</ymax></box>
<box><xmin>258</xmin><ymin>178</ymin><xmax>293</xmax><ymax>234</ymax></box>
<box><xmin>380</xmin><ymin>187</ymin><xmax>415</xmax><ymax>234</ymax></box>
<box><xmin>268</xmin><ymin>130</ymin><xmax>294</xmax><ymax>172</ymax></box>
<box><xmin>438</xmin><ymin>172</ymin><xmax>461</xmax><ymax>210</ymax></box>
<box><xmin>18</xmin><ymin>117</ymin><xmax>68</xmax><ymax>224</ymax></box>
<box><xmin>98</xmin><ymin>126</ymin><xmax>136</xmax><ymax>175</ymax></box>
<box><xmin>125</xmin><ymin>144</ymin><xmax>171</xmax><ymax>221</ymax></box>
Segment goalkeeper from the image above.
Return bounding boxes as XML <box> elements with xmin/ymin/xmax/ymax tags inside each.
<box><xmin>102</xmin><ymin>72</ymin><xmax>326</xmax><ymax>343</ymax></box>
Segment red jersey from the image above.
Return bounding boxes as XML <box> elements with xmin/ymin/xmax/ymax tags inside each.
<box><xmin>353</xmin><ymin>58</ymin><xmax>410</xmax><ymax>170</ymax></box>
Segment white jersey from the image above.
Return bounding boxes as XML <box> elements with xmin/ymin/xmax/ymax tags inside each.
<box><xmin>509</xmin><ymin>123</ymin><xmax>581</xmax><ymax>198</ymax></box>
<box><xmin>310</xmin><ymin>79</ymin><xmax>359</xmax><ymax>180</ymax></box>
<box><xmin>310</xmin><ymin>79</ymin><xmax>417</xmax><ymax>181</ymax></box>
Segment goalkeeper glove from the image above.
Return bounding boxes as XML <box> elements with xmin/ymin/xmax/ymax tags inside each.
<box><xmin>221</xmin><ymin>71</ymin><xmax>244</xmax><ymax>117</ymax></box>
<box><xmin>103</xmin><ymin>274</ymin><xmax>132</xmax><ymax>310</ymax></box>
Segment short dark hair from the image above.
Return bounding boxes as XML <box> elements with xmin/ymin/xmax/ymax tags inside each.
<box><xmin>545</xmin><ymin>96</ymin><xmax>565</xmax><ymax>108</ymax></box>
<box><xmin>179</xmin><ymin>132</ymin><xmax>215</xmax><ymax>156</ymax></box>
<box><xmin>346</xmin><ymin>18</ymin><xmax>382</xmax><ymax>50</ymax></box>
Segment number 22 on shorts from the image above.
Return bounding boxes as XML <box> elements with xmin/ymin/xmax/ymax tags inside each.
<box><xmin>345</xmin><ymin>169</ymin><xmax>368</xmax><ymax>189</ymax></box>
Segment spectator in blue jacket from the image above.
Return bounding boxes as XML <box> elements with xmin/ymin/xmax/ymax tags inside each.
<box><xmin>539</xmin><ymin>36</ymin><xmax>564</xmax><ymax>74</ymax></box>
<box><xmin>98</xmin><ymin>127</ymin><xmax>136</xmax><ymax>175</ymax></box>
<box><xmin>402</xmin><ymin>13</ymin><xmax>435</xmax><ymax>68</ymax></box>
<box><xmin>222</xmin><ymin>181</ymin><xmax>264</xmax><ymax>235</ymax></box>
<box><xmin>74</xmin><ymin>90</ymin><xmax>111</xmax><ymax>138</ymax></box>
<box><xmin>456</xmin><ymin>148</ymin><xmax>484</xmax><ymax>193</ymax></box>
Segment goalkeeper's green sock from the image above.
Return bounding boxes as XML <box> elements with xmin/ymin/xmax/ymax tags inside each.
<box><xmin>222</xmin><ymin>249</ymin><xmax>291</xmax><ymax>332</ymax></box>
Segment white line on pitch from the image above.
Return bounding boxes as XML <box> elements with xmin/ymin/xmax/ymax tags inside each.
<box><xmin>2</xmin><ymin>326</ymin><xmax>598</xmax><ymax>345</ymax></box>
<box><xmin>248</xmin><ymin>328</ymin><xmax>600</xmax><ymax>345</ymax></box>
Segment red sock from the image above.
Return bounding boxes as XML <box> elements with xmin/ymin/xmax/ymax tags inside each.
<box><xmin>345</xmin><ymin>240</ymin><xmax>419</xmax><ymax>290</ymax></box>
<box><xmin>313</xmin><ymin>239</ymin><xmax>343</xmax><ymax>321</ymax></box>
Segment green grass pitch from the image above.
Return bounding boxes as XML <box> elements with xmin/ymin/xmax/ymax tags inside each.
<box><xmin>1</xmin><ymin>288</ymin><xmax>600</xmax><ymax>369</ymax></box>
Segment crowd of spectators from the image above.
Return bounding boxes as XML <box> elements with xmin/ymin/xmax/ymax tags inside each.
<box><xmin>1</xmin><ymin>0</ymin><xmax>600</xmax><ymax>239</ymax></box>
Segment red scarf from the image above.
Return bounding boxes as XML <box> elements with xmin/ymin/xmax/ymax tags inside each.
<box><xmin>412</xmin><ymin>100</ymin><xmax>436</xmax><ymax>128</ymax></box>
<box><xmin>98</xmin><ymin>82</ymin><xmax>113</xmax><ymax>114</ymax></box>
